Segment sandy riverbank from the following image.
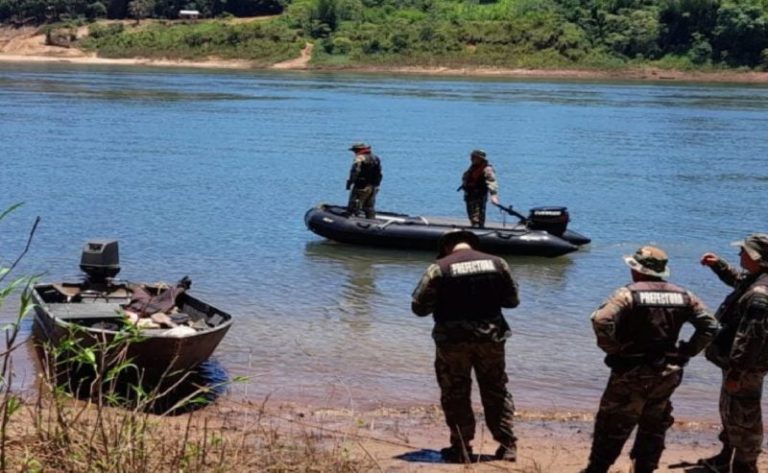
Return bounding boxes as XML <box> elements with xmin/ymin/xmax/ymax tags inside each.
<box><xmin>2</xmin><ymin>25</ymin><xmax>768</xmax><ymax>83</ymax></box>
<box><xmin>148</xmin><ymin>398</ymin><xmax>761</xmax><ymax>472</ymax></box>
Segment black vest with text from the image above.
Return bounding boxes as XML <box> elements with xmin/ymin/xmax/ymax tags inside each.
<box><xmin>616</xmin><ymin>281</ymin><xmax>693</xmax><ymax>357</ymax></box>
<box><xmin>433</xmin><ymin>248</ymin><xmax>507</xmax><ymax>323</ymax></box>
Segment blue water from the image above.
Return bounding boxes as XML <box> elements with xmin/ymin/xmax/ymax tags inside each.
<box><xmin>2</xmin><ymin>63</ymin><xmax>768</xmax><ymax>420</ymax></box>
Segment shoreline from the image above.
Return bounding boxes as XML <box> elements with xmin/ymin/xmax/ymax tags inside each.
<box><xmin>2</xmin><ymin>51</ymin><xmax>768</xmax><ymax>84</ymax></box>
<box><xmin>178</xmin><ymin>396</ymin><xmax>738</xmax><ymax>472</ymax></box>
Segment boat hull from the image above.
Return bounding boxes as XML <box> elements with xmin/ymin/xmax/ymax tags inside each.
<box><xmin>305</xmin><ymin>204</ymin><xmax>584</xmax><ymax>257</ymax></box>
<box><xmin>31</xmin><ymin>283</ymin><xmax>233</xmax><ymax>383</ymax></box>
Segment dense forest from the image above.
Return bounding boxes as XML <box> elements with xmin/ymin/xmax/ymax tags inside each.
<box><xmin>2</xmin><ymin>0</ymin><xmax>768</xmax><ymax>70</ymax></box>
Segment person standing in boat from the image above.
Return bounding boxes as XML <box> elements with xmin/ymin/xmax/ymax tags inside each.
<box><xmin>581</xmin><ymin>246</ymin><xmax>717</xmax><ymax>473</ymax></box>
<box><xmin>411</xmin><ymin>230</ymin><xmax>519</xmax><ymax>464</ymax></box>
<box><xmin>346</xmin><ymin>142</ymin><xmax>382</xmax><ymax>219</ymax></box>
<box><xmin>460</xmin><ymin>149</ymin><xmax>499</xmax><ymax>228</ymax></box>
<box><xmin>697</xmin><ymin>234</ymin><xmax>768</xmax><ymax>473</ymax></box>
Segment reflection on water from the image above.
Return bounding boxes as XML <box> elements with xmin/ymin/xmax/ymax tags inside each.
<box><xmin>2</xmin><ymin>64</ymin><xmax>768</xmax><ymax>420</ymax></box>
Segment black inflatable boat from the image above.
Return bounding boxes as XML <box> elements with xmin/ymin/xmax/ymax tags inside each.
<box><xmin>304</xmin><ymin>204</ymin><xmax>590</xmax><ymax>257</ymax></box>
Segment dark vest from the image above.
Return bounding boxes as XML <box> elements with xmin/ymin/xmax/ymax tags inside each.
<box><xmin>615</xmin><ymin>281</ymin><xmax>693</xmax><ymax>358</ymax></box>
<box><xmin>710</xmin><ymin>272</ymin><xmax>768</xmax><ymax>362</ymax></box>
<box><xmin>354</xmin><ymin>154</ymin><xmax>382</xmax><ymax>187</ymax></box>
<box><xmin>433</xmin><ymin>248</ymin><xmax>507</xmax><ymax>323</ymax></box>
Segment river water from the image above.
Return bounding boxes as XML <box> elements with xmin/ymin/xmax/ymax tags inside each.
<box><xmin>1</xmin><ymin>63</ymin><xmax>767</xmax><ymax>421</ymax></box>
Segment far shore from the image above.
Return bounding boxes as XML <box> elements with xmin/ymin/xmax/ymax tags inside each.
<box><xmin>2</xmin><ymin>21</ymin><xmax>768</xmax><ymax>84</ymax></box>
<box><xmin>3</xmin><ymin>51</ymin><xmax>768</xmax><ymax>84</ymax></box>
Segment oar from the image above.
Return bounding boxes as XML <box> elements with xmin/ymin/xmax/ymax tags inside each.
<box><xmin>492</xmin><ymin>202</ymin><xmax>527</xmax><ymax>222</ymax></box>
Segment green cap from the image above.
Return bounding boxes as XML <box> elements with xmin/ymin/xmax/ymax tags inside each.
<box><xmin>732</xmin><ymin>233</ymin><xmax>768</xmax><ymax>266</ymax></box>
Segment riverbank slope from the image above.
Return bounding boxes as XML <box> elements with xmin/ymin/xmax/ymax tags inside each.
<box><xmin>3</xmin><ymin>24</ymin><xmax>768</xmax><ymax>84</ymax></box>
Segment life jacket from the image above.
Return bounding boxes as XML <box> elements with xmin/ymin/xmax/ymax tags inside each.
<box><xmin>462</xmin><ymin>163</ymin><xmax>491</xmax><ymax>196</ymax></box>
<box><xmin>614</xmin><ymin>281</ymin><xmax>693</xmax><ymax>360</ymax></box>
<box><xmin>433</xmin><ymin>248</ymin><xmax>507</xmax><ymax>323</ymax></box>
<box><xmin>354</xmin><ymin>154</ymin><xmax>382</xmax><ymax>187</ymax></box>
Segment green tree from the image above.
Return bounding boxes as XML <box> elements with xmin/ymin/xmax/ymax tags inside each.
<box><xmin>658</xmin><ymin>0</ymin><xmax>718</xmax><ymax>54</ymax></box>
<box><xmin>87</xmin><ymin>1</ymin><xmax>108</xmax><ymax>19</ymax></box>
<box><xmin>128</xmin><ymin>0</ymin><xmax>155</xmax><ymax>23</ymax></box>
<box><xmin>713</xmin><ymin>0</ymin><xmax>768</xmax><ymax>66</ymax></box>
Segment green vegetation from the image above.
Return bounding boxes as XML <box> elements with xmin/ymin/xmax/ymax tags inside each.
<box><xmin>289</xmin><ymin>0</ymin><xmax>768</xmax><ymax>70</ymax></box>
<box><xmin>81</xmin><ymin>19</ymin><xmax>304</xmax><ymax>63</ymax></box>
<box><xmin>0</xmin><ymin>0</ymin><xmax>768</xmax><ymax>70</ymax></box>
<box><xmin>5</xmin><ymin>0</ymin><xmax>768</xmax><ymax>74</ymax></box>
<box><xmin>0</xmin><ymin>0</ymin><xmax>285</xmax><ymax>24</ymax></box>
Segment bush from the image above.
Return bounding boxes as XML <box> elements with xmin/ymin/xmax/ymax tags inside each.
<box><xmin>689</xmin><ymin>32</ymin><xmax>713</xmax><ymax>64</ymax></box>
<box><xmin>88</xmin><ymin>22</ymin><xmax>125</xmax><ymax>39</ymax></box>
<box><xmin>331</xmin><ymin>35</ymin><xmax>353</xmax><ymax>53</ymax></box>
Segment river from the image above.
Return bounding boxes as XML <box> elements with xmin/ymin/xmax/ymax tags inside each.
<box><xmin>1</xmin><ymin>63</ymin><xmax>767</xmax><ymax>420</ymax></box>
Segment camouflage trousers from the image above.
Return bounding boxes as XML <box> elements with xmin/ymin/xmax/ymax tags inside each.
<box><xmin>464</xmin><ymin>195</ymin><xmax>487</xmax><ymax>228</ymax></box>
<box><xmin>588</xmin><ymin>365</ymin><xmax>683</xmax><ymax>470</ymax></box>
<box><xmin>348</xmin><ymin>185</ymin><xmax>377</xmax><ymax>219</ymax></box>
<box><xmin>435</xmin><ymin>341</ymin><xmax>516</xmax><ymax>448</ymax></box>
<box><xmin>717</xmin><ymin>369</ymin><xmax>766</xmax><ymax>463</ymax></box>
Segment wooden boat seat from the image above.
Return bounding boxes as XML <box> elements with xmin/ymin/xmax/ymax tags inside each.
<box><xmin>46</xmin><ymin>302</ymin><xmax>125</xmax><ymax>321</ymax></box>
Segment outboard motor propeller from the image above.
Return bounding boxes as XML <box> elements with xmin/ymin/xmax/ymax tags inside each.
<box><xmin>80</xmin><ymin>240</ymin><xmax>120</xmax><ymax>283</ymax></box>
<box><xmin>527</xmin><ymin>207</ymin><xmax>570</xmax><ymax>236</ymax></box>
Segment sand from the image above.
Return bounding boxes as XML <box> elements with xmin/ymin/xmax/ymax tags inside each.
<box><xmin>213</xmin><ymin>398</ymin><xmax>759</xmax><ymax>472</ymax></box>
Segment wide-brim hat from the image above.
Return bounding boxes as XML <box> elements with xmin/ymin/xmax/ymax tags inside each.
<box><xmin>438</xmin><ymin>230</ymin><xmax>479</xmax><ymax>258</ymax></box>
<box><xmin>349</xmin><ymin>142</ymin><xmax>371</xmax><ymax>151</ymax></box>
<box><xmin>731</xmin><ymin>233</ymin><xmax>768</xmax><ymax>266</ymax></box>
<box><xmin>623</xmin><ymin>245</ymin><xmax>670</xmax><ymax>279</ymax></box>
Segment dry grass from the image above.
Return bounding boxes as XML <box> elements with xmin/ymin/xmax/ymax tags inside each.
<box><xmin>4</xmin><ymin>396</ymin><xmax>373</xmax><ymax>472</ymax></box>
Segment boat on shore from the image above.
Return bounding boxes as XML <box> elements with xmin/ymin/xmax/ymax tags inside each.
<box><xmin>304</xmin><ymin>203</ymin><xmax>590</xmax><ymax>258</ymax></box>
<box><xmin>30</xmin><ymin>240</ymin><xmax>233</xmax><ymax>384</ymax></box>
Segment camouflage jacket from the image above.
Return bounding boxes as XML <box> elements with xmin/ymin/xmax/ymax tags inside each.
<box><xmin>706</xmin><ymin>259</ymin><xmax>768</xmax><ymax>371</ymax></box>
<box><xmin>590</xmin><ymin>283</ymin><xmax>717</xmax><ymax>361</ymax></box>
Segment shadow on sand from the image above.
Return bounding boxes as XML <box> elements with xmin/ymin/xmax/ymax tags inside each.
<box><xmin>395</xmin><ymin>449</ymin><xmax>497</xmax><ymax>464</ymax></box>
<box><xmin>668</xmin><ymin>461</ymin><xmax>712</xmax><ymax>472</ymax></box>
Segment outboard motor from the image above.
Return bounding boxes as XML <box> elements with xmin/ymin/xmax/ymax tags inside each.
<box><xmin>527</xmin><ymin>207</ymin><xmax>569</xmax><ymax>236</ymax></box>
<box><xmin>80</xmin><ymin>240</ymin><xmax>120</xmax><ymax>283</ymax></box>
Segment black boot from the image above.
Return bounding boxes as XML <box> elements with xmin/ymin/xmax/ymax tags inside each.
<box><xmin>494</xmin><ymin>443</ymin><xmax>516</xmax><ymax>462</ymax></box>
<box><xmin>631</xmin><ymin>460</ymin><xmax>656</xmax><ymax>473</ymax></box>
<box><xmin>579</xmin><ymin>463</ymin><xmax>610</xmax><ymax>473</ymax></box>
<box><xmin>732</xmin><ymin>460</ymin><xmax>758</xmax><ymax>473</ymax></box>
<box><xmin>698</xmin><ymin>447</ymin><xmax>733</xmax><ymax>473</ymax></box>
<box><xmin>440</xmin><ymin>445</ymin><xmax>473</xmax><ymax>464</ymax></box>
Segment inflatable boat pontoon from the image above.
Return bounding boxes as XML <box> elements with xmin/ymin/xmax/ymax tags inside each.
<box><xmin>304</xmin><ymin>204</ymin><xmax>590</xmax><ymax>257</ymax></box>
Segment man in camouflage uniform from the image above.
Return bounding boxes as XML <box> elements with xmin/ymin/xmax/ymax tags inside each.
<box><xmin>460</xmin><ymin>150</ymin><xmax>500</xmax><ymax>228</ymax></box>
<box><xmin>582</xmin><ymin>246</ymin><xmax>717</xmax><ymax>473</ymax></box>
<box><xmin>346</xmin><ymin>142</ymin><xmax>382</xmax><ymax>219</ymax></box>
<box><xmin>698</xmin><ymin>234</ymin><xmax>768</xmax><ymax>473</ymax></box>
<box><xmin>411</xmin><ymin>230</ymin><xmax>519</xmax><ymax>464</ymax></box>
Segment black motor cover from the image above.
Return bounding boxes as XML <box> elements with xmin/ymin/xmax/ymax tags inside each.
<box><xmin>80</xmin><ymin>240</ymin><xmax>120</xmax><ymax>281</ymax></box>
<box><xmin>527</xmin><ymin>207</ymin><xmax>569</xmax><ymax>236</ymax></box>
